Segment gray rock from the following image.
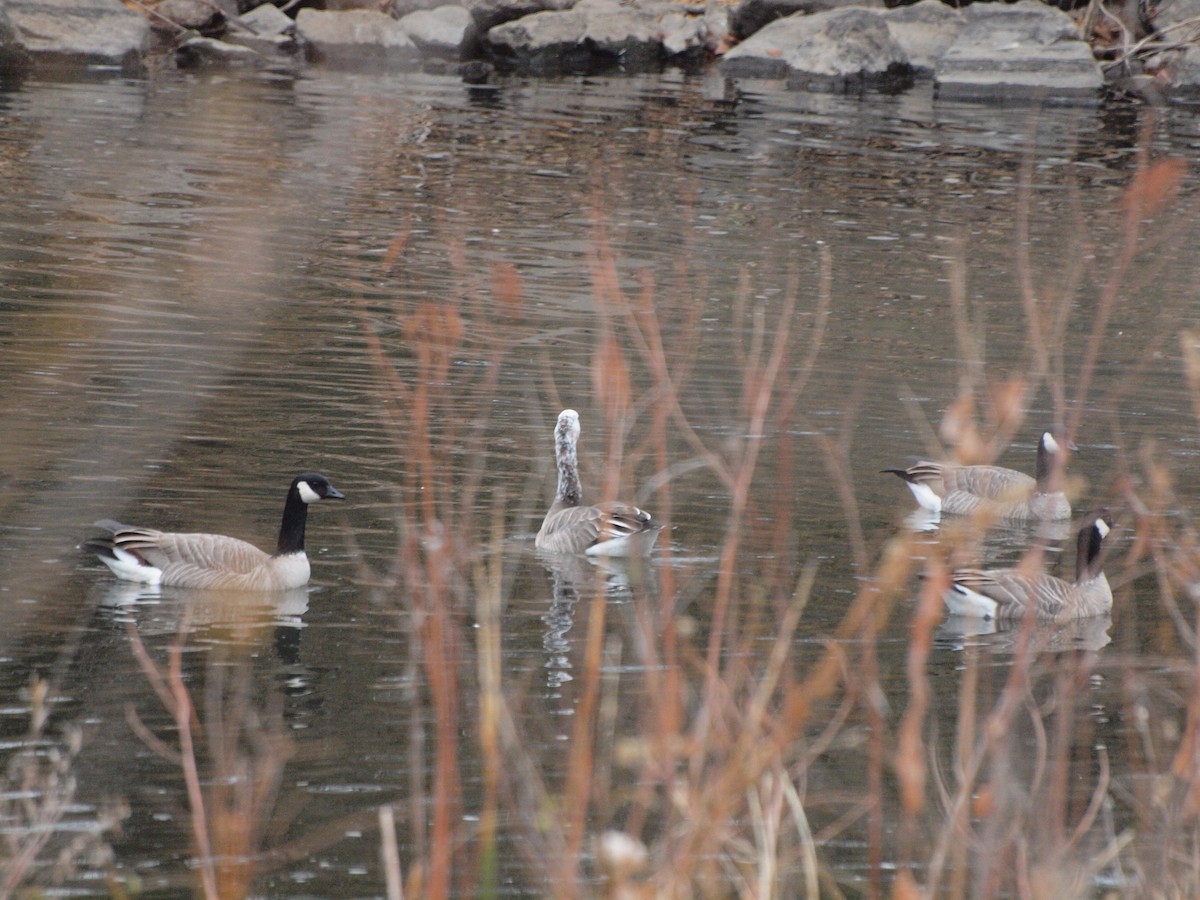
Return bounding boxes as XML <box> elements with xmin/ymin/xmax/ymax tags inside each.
<box><xmin>1151</xmin><ymin>0</ymin><xmax>1200</xmax><ymax>33</ymax></box>
<box><xmin>660</xmin><ymin>0</ymin><xmax>728</xmax><ymax>56</ymax></box>
<box><xmin>387</xmin><ymin>0</ymin><xmax>464</xmax><ymax>14</ymax></box>
<box><xmin>487</xmin><ymin>0</ymin><xmax>674</xmax><ymax>72</ymax></box>
<box><xmin>1161</xmin><ymin>41</ymin><xmax>1200</xmax><ymax>92</ymax></box>
<box><xmin>468</xmin><ymin>0</ymin><xmax>575</xmax><ymax>34</ymax></box>
<box><xmin>295</xmin><ymin>7</ymin><xmax>420</xmax><ymax>68</ymax></box>
<box><xmin>720</xmin><ymin>6</ymin><xmax>912</xmax><ymax>90</ymax></box>
<box><xmin>175</xmin><ymin>34</ymin><xmax>260</xmax><ymax>67</ymax></box>
<box><xmin>1141</xmin><ymin>0</ymin><xmax>1200</xmax><ymax>93</ymax></box>
<box><xmin>3</xmin><ymin>0</ymin><xmax>149</xmax><ymax>70</ymax></box>
<box><xmin>150</xmin><ymin>0</ymin><xmax>225</xmax><ymax>36</ymax></box>
<box><xmin>237</xmin><ymin>3</ymin><xmax>295</xmax><ymax>38</ymax></box>
<box><xmin>227</xmin><ymin>3</ymin><xmax>299</xmax><ymax>56</ymax></box>
<box><xmin>730</xmin><ymin>0</ymin><xmax>880</xmax><ymax>41</ymax></box>
<box><xmin>0</xmin><ymin>5</ymin><xmax>29</xmax><ymax>74</ymax></box>
<box><xmin>934</xmin><ymin>1</ymin><xmax>1104</xmax><ymax>102</ymax></box>
<box><xmin>883</xmin><ymin>0</ymin><xmax>963</xmax><ymax>75</ymax></box>
<box><xmin>399</xmin><ymin>5</ymin><xmax>479</xmax><ymax>59</ymax></box>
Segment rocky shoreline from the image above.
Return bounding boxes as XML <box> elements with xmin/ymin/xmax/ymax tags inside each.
<box><xmin>1</xmin><ymin>0</ymin><xmax>1198</xmax><ymax>103</ymax></box>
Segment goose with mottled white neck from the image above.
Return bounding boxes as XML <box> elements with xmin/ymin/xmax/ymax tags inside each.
<box><xmin>944</xmin><ymin>512</ymin><xmax>1113</xmax><ymax>622</ymax></box>
<box><xmin>884</xmin><ymin>431</ymin><xmax>1071</xmax><ymax>522</ymax></box>
<box><xmin>535</xmin><ymin>409</ymin><xmax>662</xmax><ymax>557</ymax></box>
<box><xmin>80</xmin><ymin>472</ymin><xmax>344</xmax><ymax>591</ymax></box>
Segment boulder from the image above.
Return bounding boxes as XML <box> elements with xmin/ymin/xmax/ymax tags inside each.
<box><xmin>399</xmin><ymin>5</ymin><xmax>479</xmax><ymax>59</ymax></box>
<box><xmin>720</xmin><ymin>7</ymin><xmax>912</xmax><ymax>90</ymax></box>
<box><xmin>228</xmin><ymin>2</ymin><xmax>299</xmax><ymax>55</ymax></box>
<box><xmin>3</xmin><ymin>0</ymin><xmax>149</xmax><ymax>71</ymax></box>
<box><xmin>487</xmin><ymin>0</ymin><xmax>660</xmax><ymax>72</ymax></box>
<box><xmin>934</xmin><ymin>1</ymin><xmax>1104</xmax><ymax>102</ymax></box>
<box><xmin>882</xmin><ymin>0</ymin><xmax>963</xmax><ymax>75</ymax></box>
<box><xmin>661</xmin><ymin>1</ymin><xmax>728</xmax><ymax>57</ymax></box>
<box><xmin>295</xmin><ymin>7</ymin><xmax>421</xmax><ymax>68</ymax></box>
<box><xmin>730</xmin><ymin>0</ymin><xmax>880</xmax><ymax>41</ymax></box>
<box><xmin>237</xmin><ymin>3</ymin><xmax>295</xmax><ymax>37</ymax></box>
<box><xmin>1161</xmin><ymin>42</ymin><xmax>1200</xmax><ymax>93</ymax></box>
<box><xmin>1152</xmin><ymin>0</ymin><xmax>1200</xmax><ymax>32</ymax></box>
<box><xmin>468</xmin><ymin>0</ymin><xmax>575</xmax><ymax>35</ymax></box>
<box><xmin>1144</xmin><ymin>0</ymin><xmax>1200</xmax><ymax>93</ymax></box>
<box><xmin>175</xmin><ymin>35</ymin><xmax>261</xmax><ymax>67</ymax></box>
<box><xmin>149</xmin><ymin>0</ymin><xmax>225</xmax><ymax>36</ymax></box>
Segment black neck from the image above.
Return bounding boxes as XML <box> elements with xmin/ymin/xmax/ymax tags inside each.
<box><xmin>1075</xmin><ymin>519</ymin><xmax>1105</xmax><ymax>581</ymax></box>
<box><xmin>1035</xmin><ymin>434</ymin><xmax>1059</xmax><ymax>492</ymax></box>
<box><xmin>276</xmin><ymin>485</ymin><xmax>309</xmax><ymax>556</ymax></box>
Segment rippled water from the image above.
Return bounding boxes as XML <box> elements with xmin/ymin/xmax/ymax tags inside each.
<box><xmin>1</xmin><ymin>67</ymin><xmax>1199</xmax><ymax>894</ymax></box>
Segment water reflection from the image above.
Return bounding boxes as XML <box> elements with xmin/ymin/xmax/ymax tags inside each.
<box><xmin>936</xmin><ymin>610</ymin><xmax>1113</xmax><ymax>652</ymax></box>
<box><xmin>537</xmin><ymin>551</ymin><xmax>659</xmax><ymax>699</ymax></box>
<box><xmin>0</xmin><ymin>65</ymin><xmax>1197</xmax><ymax>896</ymax></box>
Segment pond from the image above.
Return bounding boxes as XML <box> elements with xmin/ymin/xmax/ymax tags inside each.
<box><xmin>1</xmin><ymin>66</ymin><xmax>1199</xmax><ymax>896</ymax></box>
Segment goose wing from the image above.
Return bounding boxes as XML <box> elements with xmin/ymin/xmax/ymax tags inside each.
<box><xmin>537</xmin><ymin>506</ymin><xmax>606</xmax><ymax>554</ymax></box>
<box><xmin>941</xmin><ymin>465</ymin><xmax>1036</xmax><ymax>502</ymax></box>
<box><xmin>536</xmin><ymin>502</ymin><xmax>659</xmax><ymax>556</ymax></box>
<box><xmin>950</xmin><ymin>568</ymin><xmax>1072</xmax><ymax>620</ymax></box>
<box><xmin>109</xmin><ymin>526</ymin><xmax>272</xmax><ymax>579</ymax></box>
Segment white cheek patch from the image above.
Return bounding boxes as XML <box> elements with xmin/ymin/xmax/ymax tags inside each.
<box><xmin>1095</xmin><ymin>518</ymin><xmax>1110</xmax><ymax>539</ymax></box>
<box><xmin>297</xmin><ymin>481</ymin><xmax>322</xmax><ymax>504</ymax></box>
<box><xmin>1043</xmin><ymin>432</ymin><xmax>1061</xmax><ymax>454</ymax></box>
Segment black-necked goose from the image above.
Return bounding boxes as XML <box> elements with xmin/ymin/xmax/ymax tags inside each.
<box><xmin>944</xmin><ymin>511</ymin><xmax>1113</xmax><ymax>622</ymax></box>
<box><xmin>80</xmin><ymin>472</ymin><xmax>344</xmax><ymax>591</ymax></box>
<box><xmin>535</xmin><ymin>409</ymin><xmax>662</xmax><ymax>557</ymax></box>
<box><xmin>884</xmin><ymin>431</ymin><xmax>1071</xmax><ymax>522</ymax></box>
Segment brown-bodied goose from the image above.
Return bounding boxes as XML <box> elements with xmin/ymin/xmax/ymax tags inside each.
<box><xmin>80</xmin><ymin>472</ymin><xmax>344</xmax><ymax>591</ymax></box>
<box><xmin>535</xmin><ymin>409</ymin><xmax>662</xmax><ymax>556</ymax></box>
<box><xmin>884</xmin><ymin>431</ymin><xmax>1071</xmax><ymax>522</ymax></box>
<box><xmin>944</xmin><ymin>511</ymin><xmax>1113</xmax><ymax>622</ymax></box>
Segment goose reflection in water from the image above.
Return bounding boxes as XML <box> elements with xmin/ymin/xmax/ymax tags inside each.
<box><xmin>91</xmin><ymin>580</ymin><xmax>316</xmax><ymax>674</ymax></box>
<box><xmin>935</xmin><ymin>611</ymin><xmax>1113</xmax><ymax>653</ymax></box>
<box><xmin>538</xmin><ymin>550</ymin><xmax>657</xmax><ymax>699</ymax></box>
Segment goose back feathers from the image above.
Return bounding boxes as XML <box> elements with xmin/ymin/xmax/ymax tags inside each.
<box><xmin>944</xmin><ymin>512</ymin><xmax>1113</xmax><ymax>622</ymax></box>
<box><xmin>81</xmin><ymin>472</ymin><xmax>344</xmax><ymax>591</ymax></box>
<box><xmin>535</xmin><ymin>409</ymin><xmax>662</xmax><ymax>556</ymax></box>
<box><xmin>884</xmin><ymin>431</ymin><xmax>1071</xmax><ymax>521</ymax></box>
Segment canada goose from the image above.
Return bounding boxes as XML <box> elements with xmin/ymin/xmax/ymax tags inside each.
<box><xmin>80</xmin><ymin>472</ymin><xmax>344</xmax><ymax>591</ymax></box>
<box><xmin>943</xmin><ymin>512</ymin><xmax>1113</xmax><ymax>622</ymax></box>
<box><xmin>535</xmin><ymin>409</ymin><xmax>662</xmax><ymax>556</ymax></box>
<box><xmin>883</xmin><ymin>431</ymin><xmax>1071</xmax><ymax>522</ymax></box>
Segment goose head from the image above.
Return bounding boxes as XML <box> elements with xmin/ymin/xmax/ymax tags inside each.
<box><xmin>556</xmin><ymin>409</ymin><xmax>581</xmax><ymax>445</ymax></box>
<box><xmin>293</xmin><ymin>473</ymin><xmax>345</xmax><ymax>504</ymax></box>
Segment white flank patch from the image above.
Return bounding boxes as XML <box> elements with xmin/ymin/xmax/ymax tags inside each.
<box><xmin>944</xmin><ymin>584</ymin><xmax>998</xmax><ymax>620</ymax></box>
<box><xmin>906</xmin><ymin>481</ymin><xmax>942</xmax><ymax>514</ymax></box>
<box><xmin>586</xmin><ymin>530</ymin><xmax>660</xmax><ymax>558</ymax></box>
<box><xmin>297</xmin><ymin>480</ymin><xmax>322</xmax><ymax>504</ymax></box>
<box><xmin>102</xmin><ymin>548</ymin><xmax>164</xmax><ymax>585</ymax></box>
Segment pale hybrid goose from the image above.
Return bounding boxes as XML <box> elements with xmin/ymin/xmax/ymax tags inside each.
<box><xmin>535</xmin><ymin>409</ymin><xmax>662</xmax><ymax>556</ymax></box>
<box><xmin>81</xmin><ymin>472</ymin><xmax>344</xmax><ymax>591</ymax></box>
<box><xmin>944</xmin><ymin>512</ymin><xmax>1113</xmax><ymax>622</ymax></box>
<box><xmin>884</xmin><ymin>431</ymin><xmax>1071</xmax><ymax>522</ymax></box>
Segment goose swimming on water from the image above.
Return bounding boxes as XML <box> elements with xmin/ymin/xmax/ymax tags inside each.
<box><xmin>80</xmin><ymin>472</ymin><xmax>344</xmax><ymax>591</ymax></box>
<box><xmin>535</xmin><ymin>409</ymin><xmax>662</xmax><ymax>557</ymax></box>
<box><xmin>884</xmin><ymin>431</ymin><xmax>1071</xmax><ymax>522</ymax></box>
<box><xmin>943</xmin><ymin>511</ymin><xmax>1113</xmax><ymax>622</ymax></box>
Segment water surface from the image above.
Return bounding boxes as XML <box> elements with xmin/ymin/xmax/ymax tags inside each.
<box><xmin>1</xmin><ymin>67</ymin><xmax>1198</xmax><ymax>895</ymax></box>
